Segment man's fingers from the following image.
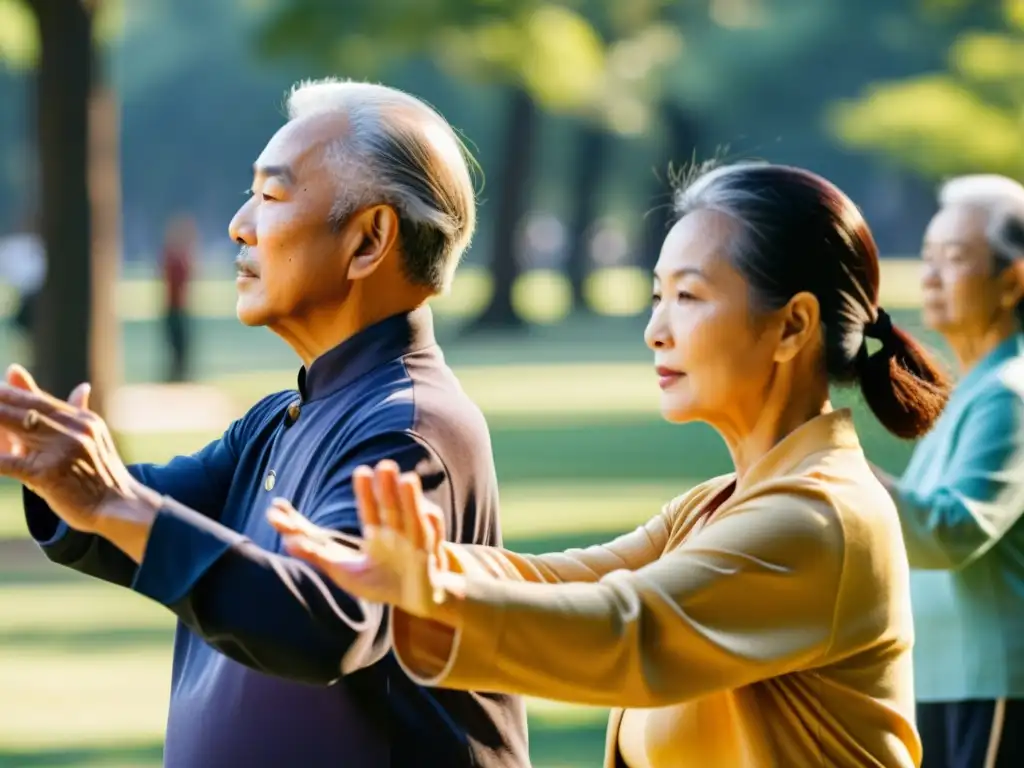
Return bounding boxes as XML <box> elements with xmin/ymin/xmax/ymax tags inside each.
<box><xmin>0</xmin><ymin>383</ymin><xmax>63</xmax><ymax>417</ymax></box>
<box><xmin>0</xmin><ymin>403</ymin><xmax>67</xmax><ymax>439</ymax></box>
<box><xmin>0</xmin><ymin>453</ymin><xmax>30</xmax><ymax>484</ymax></box>
<box><xmin>266</xmin><ymin>499</ymin><xmax>307</xmax><ymax>536</ymax></box>
<box><xmin>282</xmin><ymin>534</ymin><xmax>362</xmax><ymax>571</ymax></box>
<box><xmin>67</xmin><ymin>383</ymin><xmax>91</xmax><ymax>410</ymax></box>
<box><xmin>6</xmin><ymin>365</ymin><xmax>38</xmax><ymax>393</ymax></box>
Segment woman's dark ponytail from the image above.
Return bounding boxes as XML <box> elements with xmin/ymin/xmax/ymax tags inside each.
<box><xmin>855</xmin><ymin>307</ymin><xmax>952</xmax><ymax>439</ymax></box>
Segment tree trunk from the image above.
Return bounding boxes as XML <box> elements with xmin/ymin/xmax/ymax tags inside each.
<box><xmin>468</xmin><ymin>87</ymin><xmax>537</xmax><ymax>332</ymax></box>
<box><xmin>565</xmin><ymin>122</ymin><xmax>608</xmax><ymax>313</ymax></box>
<box><xmin>87</xmin><ymin>53</ymin><xmax>123</xmax><ymax>417</ymax></box>
<box><xmin>29</xmin><ymin>0</ymin><xmax>119</xmax><ymax>416</ymax></box>
<box><xmin>29</xmin><ymin>0</ymin><xmax>93</xmax><ymax>401</ymax></box>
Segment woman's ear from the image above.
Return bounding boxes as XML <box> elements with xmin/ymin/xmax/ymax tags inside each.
<box><xmin>773</xmin><ymin>291</ymin><xmax>820</xmax><ymax>364</ymax></box>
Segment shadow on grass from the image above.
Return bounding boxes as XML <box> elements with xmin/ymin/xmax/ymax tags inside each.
<box><xmin>0</xmin><ymin>723</ymin><xmax>609</xmax><ymax>768</ymax></box>
<box><xmin>529</xmin><ymin>719</ymin><xmax>608</xmax><ymax>767</ymax></box>
<box><xmin>0</xmin><ymin>741</ymin><xmax>163</xmax><ymax>767</ymax></box>
<box><xmin>0</xmin><ymin>625</ymin><xmax>172</xmax><ymax>652</ymax></box>
<box><xmin>0</xmin><ymin>526</ymin><xmax>638</xmax><ymax>591</ymax></box>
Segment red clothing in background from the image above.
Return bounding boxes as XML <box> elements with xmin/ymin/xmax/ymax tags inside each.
<box><xmin>163</xmin><ymin>246</ymin><xmax>192</xmax><ymax>310</ymax></box>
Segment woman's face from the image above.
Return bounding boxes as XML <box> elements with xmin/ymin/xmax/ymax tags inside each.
<box><xmin>920</xmin><ymin>205</ymin><xmax>1020</xmax><ymax>336</ymax></box>
<box><xmin>644</xmin><ymin>210</ymin><xmax>792</xmax><ymax>428</ymax></box>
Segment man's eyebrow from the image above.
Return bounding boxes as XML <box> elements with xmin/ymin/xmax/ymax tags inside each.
<box><xmin>253</xmin><ymin>164</ymin><xmax>295</xmax><ymax>183</ymax></box>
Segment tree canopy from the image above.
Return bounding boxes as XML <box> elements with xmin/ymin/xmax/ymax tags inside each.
<box><xmin>828</xmin><ymin>0</ymin><xmax>1024</xmax><ymax>179</ymax></box>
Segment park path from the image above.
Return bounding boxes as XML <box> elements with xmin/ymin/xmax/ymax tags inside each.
<box><xmin>106</xmin><ymin>382</ymin><xmax>239</xmax><ymax>434</ymax></box>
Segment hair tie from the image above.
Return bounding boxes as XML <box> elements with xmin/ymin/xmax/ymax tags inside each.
<box><xmin>865</xmin><ymin>307</ymin><xmax>893</xmax><ymax>340</ymax></box>
<box><xmin>861</xmin><ymin>307</ymin><xmax>896</xmax><ymax>360</ymax></box>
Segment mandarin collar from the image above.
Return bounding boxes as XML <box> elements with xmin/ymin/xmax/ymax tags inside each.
<box><xmin>736</xmin><ymin>408</ymin><xmax>861</xmax><ymax>493</ymax></box>
<box><xmin>296</xmin><ymin>306</ymin><xmax>437</xmax><ymax>402</ymax></box>
<box><xmin>953</xmin><ymin>333</ymin><xmax>1024</xmax><ymax>399</ymax></box>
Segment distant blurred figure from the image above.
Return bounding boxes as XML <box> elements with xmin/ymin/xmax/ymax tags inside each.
<box><xmin>874</xmin><ymin>174</ymin><xmax>1024</xmax><ymax>768</ymax></box>
<box><xmin>161</xmin><ymin>214</ymin><xmax>196</xmax><ymax>381</ymax></box>
<box><xmin>0</xmin><ymin>214</ymin><xmax>46</xmax><ymax>363</ymax></box>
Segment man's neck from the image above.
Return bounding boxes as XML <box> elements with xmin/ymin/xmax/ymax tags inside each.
<box><xmin>273</xmin><ymin>290</ymin><xmax>429</xmax><ymax>368</ymax></box>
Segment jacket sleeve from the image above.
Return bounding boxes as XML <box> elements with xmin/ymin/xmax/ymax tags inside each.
<box><xmin>130</xmin><ymin>430</ymin><xmax>454</xmax><ymax>685</ymax></box>
<box><xmin>894</xmin><ymin>389</ymin><xmax>1024</xmax><ymax>570</ymax></box>
<box><xmin>440</xmin><ymin>505</ymin><xmax>672</xmax><ymax>584</ymax></box>
<box><xmin>23</xmin><ymin>429</ymin><xmax>242</xmax><ymax>589</ymax></box>
<box><xmin>391</xmin><ymin>492</ymin><xmax>844</xmax><ymax>708</ymax></box>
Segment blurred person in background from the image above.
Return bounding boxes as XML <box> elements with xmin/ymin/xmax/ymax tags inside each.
<box><xmin>0</xmin><ymin>79</ymin><xmax>528</xmax><ymax>768</ymax></box>
<box><xmin>871</xmin><ymin>175</ymin><xmax>1024</xmax><ymax>768</ymax></box>
<box><xmin>0</xmin><ymin>212</ymin><xmax>46</xmax><ymax>365</ymax></box>
<box><xmin>270</xmin><ymin>162</ymin><xmax>951</xmax><ymax>768</ymax></box>
<box><xmin>161</xmin><ymin>214</ymin><xmax>197</xmax><ymax>382</ymax></box>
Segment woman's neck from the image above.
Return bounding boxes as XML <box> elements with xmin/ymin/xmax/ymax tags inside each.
<box><xmin>718</xmin><ymin>375</ymin><xmax>830</xmax><ymax>483</ymax></box>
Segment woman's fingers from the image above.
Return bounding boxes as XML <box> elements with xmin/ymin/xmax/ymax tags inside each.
<box><xmin>266</xmin><ymin>498</ymin><xmax>309</xmax><ymax>535</ymax></box>
<box><xmin>398</xmin><ymin>471</ymin><xmax>426</xmax><ymax>549</ymax></box>
<box><xmin>353</xmin><ymin>466</ymin><xmax>380</xmax><ymax>529</ymax></box>
<box><xmin>374</xmin><ymin>461</ymin><xmax>404</xmax><ymax>535</ymax></box>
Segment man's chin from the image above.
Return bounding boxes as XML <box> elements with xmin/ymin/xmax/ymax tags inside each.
<box><xmin>236</xmin><ymin>301</ymin><xmax>272</xmax><ymax>327</ymax></box>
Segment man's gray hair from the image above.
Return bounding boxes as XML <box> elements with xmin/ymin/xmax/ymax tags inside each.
<box><xmin>939</xmin><ymin>174</ymin><xmax>1024</xmax><ymax>264</ymax></box>
<box><xmin>286</xmin><ymin>78</ymin><xmax>478</xmax><ymax>293</ymax></box>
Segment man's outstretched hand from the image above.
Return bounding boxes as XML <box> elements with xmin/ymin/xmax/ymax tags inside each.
<box><xmin>0</xmin><ymin>364</ymin><xmax>144</xmax><ymax>534</ymax></box>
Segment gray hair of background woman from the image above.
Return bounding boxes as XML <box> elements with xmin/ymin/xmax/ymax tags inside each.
<box><xmin>939</xmin><ymin>174</ymin><xmax>1024</xmax><ymax>324</ymax></box>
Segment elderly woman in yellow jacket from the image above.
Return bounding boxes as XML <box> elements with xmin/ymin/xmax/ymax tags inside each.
<box><xmin>269</xmin><ymin>162</ymin><xmax>951</xmax><ymax>768</ymax></box>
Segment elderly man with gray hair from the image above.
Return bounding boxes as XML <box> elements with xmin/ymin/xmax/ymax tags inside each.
<box><xmin>0</xmin><ymin>79</ymin><xmax>529</xmax><ymax>767</ymax></box>
<box><xmin>873</xmin><ymin>174</ymin><xmax>1024</xmax><ymax>768</ymax></box>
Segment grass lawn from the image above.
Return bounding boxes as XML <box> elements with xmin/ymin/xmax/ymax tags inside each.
<box><xmin>0</xmin><ymin>300</ymin><xmax>940</xmax><ymax>767</ymax></box>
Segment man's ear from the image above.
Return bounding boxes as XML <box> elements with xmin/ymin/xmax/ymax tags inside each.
<box><xmin>773</xmin><ymin>291</ymin><xmax>820</xmax><ymax>364</ymax></box>
<box><xmin>344</xmin><ymin>205</ymin><xmax>401</xmax><ymax>281</ymax></box>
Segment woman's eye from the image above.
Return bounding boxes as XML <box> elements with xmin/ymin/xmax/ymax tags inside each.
<box><xmin>676</xmin><ymin>291</ymin><xmax>695</xmax><ymax>301</ymax></box>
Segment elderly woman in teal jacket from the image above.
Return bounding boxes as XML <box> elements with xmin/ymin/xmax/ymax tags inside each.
<box><xmin>875</xmin><ymin>175</ymin><xmax>1024</xmax><ymax>768</ymax></box>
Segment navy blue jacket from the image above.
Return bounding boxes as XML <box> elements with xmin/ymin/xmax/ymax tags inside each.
<box><xmin>24</xmin><ymin>307</ymin><xmax>529</xmax><ymax>767</ymax></box>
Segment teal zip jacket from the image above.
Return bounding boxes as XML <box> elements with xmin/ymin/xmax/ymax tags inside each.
<box><xmin>895</xmin><ymin>334</ymin><xmax>1024</xmax><ymax>701</ymax></box>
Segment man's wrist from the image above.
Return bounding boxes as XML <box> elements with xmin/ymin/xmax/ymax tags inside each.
<box><xmin>92</xmin><ymin>480</ymin><xmax>164</xmax><ymax>563</ymax></box>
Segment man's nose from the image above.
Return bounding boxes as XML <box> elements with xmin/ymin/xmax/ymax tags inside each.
<box><xmin>228</xmin><ymin>201</ymin><xmax>256</xmax><ymax>246</ymax></box>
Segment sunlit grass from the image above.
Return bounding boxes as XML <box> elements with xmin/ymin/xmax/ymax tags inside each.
<box><xmin>6</xmin><ymin>260</ymin><xmax>920</xmax><ymax>323</ymax></box>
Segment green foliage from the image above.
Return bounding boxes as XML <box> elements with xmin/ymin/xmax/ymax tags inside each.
<box><xmin>0</xmin><ymin>0</ymin><xmax>125</xmax><ymax>70</ymax></box>
<box><xmin>828</xmin><ymin>2</ymin><xmax>1024</xmax><ymax>180</ymax></box>
<box><xmin>830</xmin><ymin>76</ymin><xmax>1024</xmax><ymax>178</ymax></box>
<box><xmin>256</xmin><ymin>0</ymin><xmax>681</xmax><ymax>133</ymax></box>
<box><xmin>0</xmin><ymin>0</ymin><xmax>36</xmax><ymax>69</ymax></box>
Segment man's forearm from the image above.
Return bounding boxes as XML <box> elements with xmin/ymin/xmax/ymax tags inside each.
<box><xmin>91</xmin><ymin>490</ymin><xmax>387</xmax><ymax>684</ymax></box>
